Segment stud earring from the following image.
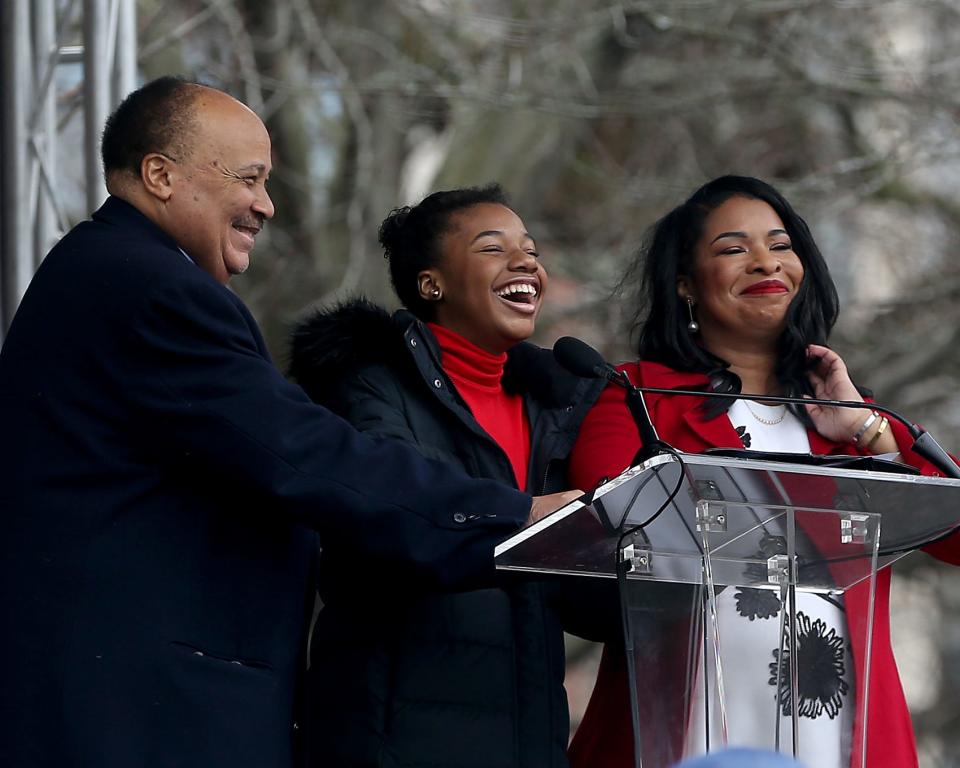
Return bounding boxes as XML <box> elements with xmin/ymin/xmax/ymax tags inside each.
<box><xmin>431</xmin><ymin>287</ymin><xmax>442</xmax><ymax>300</ymax></box>
<box><xmin>686</xmin><ymin>297</ymin><xmax>699</xmax><ymax>333</ymax></box>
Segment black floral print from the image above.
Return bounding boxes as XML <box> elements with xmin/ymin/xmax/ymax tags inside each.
<box><xmin>735</xmin><ymin>424</ymin><xmax>752</xmax><ymax>448</ymax></box>
<box><xmin>768</xmin><ymin>612</ymin><xmax>849</xmax><ymax>720</ymax></box>
<box><xmin>735</xmin><ymin>587</ymin><xmax>782</xmax><ymax>621</ymax></box>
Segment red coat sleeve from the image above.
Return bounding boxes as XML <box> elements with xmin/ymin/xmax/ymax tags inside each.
<box><xmin>875</xmin><ymin>411</ymin><xmax>960</xmax><ymax>565</ymax></box>
<box><xmin>568</xmin><ymin>376</ymin><xmax>644</xmax><ymax>492</ymax></box>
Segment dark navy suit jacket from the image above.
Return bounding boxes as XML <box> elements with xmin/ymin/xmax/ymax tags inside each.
<box><xmin>0</xmin><ymin>197</ymin><xmax>530</xmax><ymax>768</ymax></box>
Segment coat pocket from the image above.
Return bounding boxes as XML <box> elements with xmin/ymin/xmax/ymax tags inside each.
<box><xmin>158</xmin><ymin>640</ymin><xmax>289</xmax><ymax>768</ymax></box>
<box><xmin>169</xmin><ymin>640</ymin><xmax>274</xmax><ymax>672</ymax></box>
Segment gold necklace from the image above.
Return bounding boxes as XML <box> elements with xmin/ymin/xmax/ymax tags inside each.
<box><xmin>744</xmin><ymin>400</ymin><xmax>786</xmax><ymax>426</ymax></box>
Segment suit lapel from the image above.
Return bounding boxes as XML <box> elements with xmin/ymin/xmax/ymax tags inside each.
<box><xmin>807</xmin><ymin>426</ymin><xmax>846</xmax><ymax>456</ymax></box>
<box><xmin>681</xmin><ymin>406</ymin><xmax>745</xmax><ymax>450</ymax></box>
<box><xmin>640</xmin><ymin>362</ymin><xmax>847</xmax><ymax>454</ymax></box>
<box><xmin>640</xmin><ymin>363</ymin><xmax>745</xmax><ymax>451</ymax></box>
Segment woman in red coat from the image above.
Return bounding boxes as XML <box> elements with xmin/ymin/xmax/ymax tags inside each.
<box><xmin>566</xmin><ymin>176</ymin><xmax>959</xmax><ymax>768</ymax></box>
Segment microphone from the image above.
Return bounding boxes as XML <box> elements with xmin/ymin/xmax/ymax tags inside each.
<box><xmin>553</xmin><ymin>336</ymin><xmax>668</xmax><ymax>463</ymax></box>
<box><xmin>553</xmin><ymin>336</ymin><xmax>960</xmax><ymax>479</ymax></box>
<box><xmin>552</xmin><ymin>336</ymin><xmax>622</xmax><ymax>383</ymax></box>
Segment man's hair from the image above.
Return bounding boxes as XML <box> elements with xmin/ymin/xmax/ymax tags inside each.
<box><xmin>101</xmin><ymin>75</ymin><xmax>201</xmax><ymax>179</ymax></box>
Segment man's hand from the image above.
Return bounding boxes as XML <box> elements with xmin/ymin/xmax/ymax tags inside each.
<box><xmin>528</xmin><ymin>489</ymin><xmax>583</xmax><ymax>525</ymax></box>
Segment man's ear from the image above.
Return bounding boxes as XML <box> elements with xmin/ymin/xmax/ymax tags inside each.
<box><xmin>140</xmin><ymin>153</ymin><xmax>175</xmax><ymax>202</ymax></box>
<box><xmin>417</xmin><ymin>270</ymin><xmax>443</xmax><ymax>302</ymax></box>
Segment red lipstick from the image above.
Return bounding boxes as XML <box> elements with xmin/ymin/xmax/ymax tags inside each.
<box><xmin>742</xmin><ymin>280</ymin><xmax>788</xmax><ymax>295</ymax></box>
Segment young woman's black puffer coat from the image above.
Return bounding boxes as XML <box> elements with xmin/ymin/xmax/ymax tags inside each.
<box><xmin>289</xmin><ymin>298</ymin><xmax>604</xmax><ymax>768</ymax></box>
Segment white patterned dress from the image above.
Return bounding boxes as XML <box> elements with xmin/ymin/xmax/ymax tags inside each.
<box><xmin>683</xmin><ymin>400</ymin><xmax>854</xmax><ymax>767</ymax></box>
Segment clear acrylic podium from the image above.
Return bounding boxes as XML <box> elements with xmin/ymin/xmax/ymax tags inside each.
<box><xmin>495</xmin><ymin>452</ymin><xmax>960</xmax><ymax>768</ymax></box>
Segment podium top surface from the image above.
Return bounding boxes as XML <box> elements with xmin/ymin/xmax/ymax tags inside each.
<box><xmin>495</xmin><ymin>451</ymin><xmax>960</xmax><ymax>589</ymax></box>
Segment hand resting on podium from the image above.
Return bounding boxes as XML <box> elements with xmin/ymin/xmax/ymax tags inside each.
<box><xmin>529</xmin><ymin>489</ymin><xmax>583</xmax><ymax>525</ymax></box>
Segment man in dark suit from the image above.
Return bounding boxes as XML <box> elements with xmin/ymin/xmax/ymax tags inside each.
<box><xmin>0</xmin><ymin>77</ymin><xmax>573</xmax><ymax>768</ymax></box>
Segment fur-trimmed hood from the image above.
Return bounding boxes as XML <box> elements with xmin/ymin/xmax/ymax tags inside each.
<box><xmin>288</xmin><ymin>296</ymin><xmax>600</xmax><ymax>412</ymax></box>
<box><xmin>288</xmin><ymin>297</ymin><xmax>405</xmax><ymax>406</ymax></box>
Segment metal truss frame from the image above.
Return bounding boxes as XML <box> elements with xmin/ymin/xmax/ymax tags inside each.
<box><xmin>1</xmin><ymin>0</ymin><xmax>136</xmax><ymax>340</ymax></box>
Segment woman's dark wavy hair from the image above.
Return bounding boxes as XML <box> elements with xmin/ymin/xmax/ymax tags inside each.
<box><xmin>379</xmin><ymin>183</ymin><xmax>510</xmax><ymax>320</ymax></box>
<box><xmin>627</xmin><ymin>175</ymin><xmax>840</xmax><ymax>419</ymax></box>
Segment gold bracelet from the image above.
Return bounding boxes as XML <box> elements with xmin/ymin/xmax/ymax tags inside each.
<box><xmin>852</xmin><ymin>411</ymin><xmax>879</xmax><ymax>444</ymax></box>
<box><xmin>866</xmin><ymin>416</ymin><xmax>890</xmax><ymax>451</ymax></box>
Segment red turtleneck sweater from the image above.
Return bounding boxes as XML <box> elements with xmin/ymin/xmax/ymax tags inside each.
<box><xmin>429</xmin><ymin>323</ymin><xmax>530</xmax><ymax>491</ymax></box>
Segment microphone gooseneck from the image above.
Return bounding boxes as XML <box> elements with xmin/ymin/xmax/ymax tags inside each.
<box><xmin>552</xmin><ymin>336</ymin><xmax>667</xmax><ymax>462</ymax></box>
<box><xmin>551</xmin><ymin>336</ymin><xmax>960</xmax><ymax>478</ymax></box>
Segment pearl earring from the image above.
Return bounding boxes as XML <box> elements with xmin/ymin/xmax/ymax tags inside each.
<box><xmin>686</xmin><ymin>297</ymin><xmax>699</xmax><ymax>333</ymax></box>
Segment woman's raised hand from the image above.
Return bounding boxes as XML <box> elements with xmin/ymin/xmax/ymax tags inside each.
<box><xmin>803</xmin><ymin>343</ymin><xmax>870</xmax><ymax>444</ymax></box>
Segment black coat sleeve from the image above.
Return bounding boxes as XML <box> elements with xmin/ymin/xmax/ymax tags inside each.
<box><xmin>329</xmin><ymin>365</ymin><xmax>422</xmax><ymax>447</ymax></box>
<box><xmin>324</xmin><ymin>364</ymin><xmax>459</xmax><ymax>465</ymax></box>
<box><xmin>123</xmin><ymin>277</ymin><xmax>530</xmax><ymax>588</ymax></box>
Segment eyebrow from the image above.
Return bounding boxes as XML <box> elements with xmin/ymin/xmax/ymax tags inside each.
<box><xmin>235</xmin><ymin>163</ymin><xmax>268</xmax><ymax>174</ymax></box>
<box><xmin>471</xmin><ymin>230</ymin><xmax>536</xmax><ymax>244</ymax></box>
<box><xmin>710</xmin><ymin>228</ymin><xmax>788</xmax><ymax>244</ymax></box>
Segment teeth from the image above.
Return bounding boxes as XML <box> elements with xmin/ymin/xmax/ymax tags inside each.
<box><xmin>495</xmin><ymin>283</ymin><xmax>537</xmax><ymax>298</ymax></box>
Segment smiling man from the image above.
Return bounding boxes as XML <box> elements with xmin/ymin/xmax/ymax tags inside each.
<box><xmin>0</xmin><ymin>77</ymin><xmax>574</xmax><ymax>768</ymax></box>
<box><xmin>104</xmin><ymin>81</ymin><xmax>276</xmax><ymax>282</ymax></box>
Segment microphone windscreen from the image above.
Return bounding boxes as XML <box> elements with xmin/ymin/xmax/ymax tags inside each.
<box><xmin>553</xmin><ymin>336</ymin><xmax>608</xmax><ymax>379</ymax></box>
